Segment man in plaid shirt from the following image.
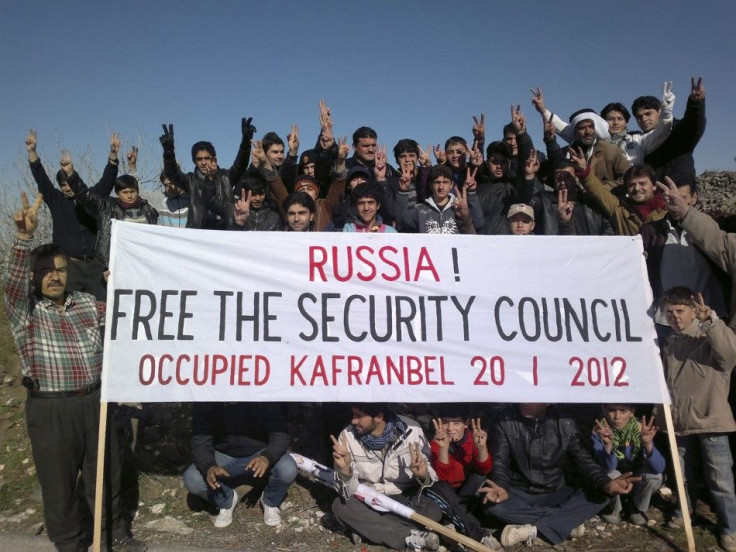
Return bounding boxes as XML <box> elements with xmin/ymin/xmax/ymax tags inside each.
<box><xmin>5</xmin><ymin>193</ymin><xmax>146</xmax><ymax>552</ymax></box>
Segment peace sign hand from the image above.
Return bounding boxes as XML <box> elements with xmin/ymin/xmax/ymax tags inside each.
<box><xmin>233</xmin><ymin>189</ymin><xmax>252</xmax><ymax>227</ymax></box>
<box><xmin>409</xmin><ymin>442</ymin><xmax>428</xmax><ymax>479</ymax></box>
<box><xmin>431</xmin><ymin>418</ymin><xmax>449</xmax><ymax>450</ymax></box>
<box><xmin>594</xmin><ymin>418</ymin><xmax>614</xmax><ymax>454</ymax></box>
<box><xmin>418</xmin><ymin>144</ymin><xmax>432</xmax><ymax>167</ymax></box>
<box><xmin>159</xmin><ymin>124</ymin><xmax>175</xmax><ymax>152</ymax></box>
<box><xmin>331</xmin><ymin>433</ymin><xmax>352</xmax><ymax>476</ymax></box>
<box><xmin>639</xmin><ymin>415</ymin><xmax>658</xmax><ymax>446</ymax></box>
<box><xmin>465</xmin><ymin>166</ymin><xmax>478</xmax><ymax>191</ymax></box>
<box><xmin>690</xmin><ymin>76</ymin><xmax>705</xmax><ymax>103</ymax></box>
<box><xmin>433</xmin><ymin>144</ymin><xmax>446</xmax><ymax>165</ymax></box>
<box><xmin>470</xmin><ymin>418</ymin><xmax>487</xmax><ymax>449</ymax></box>
<box><xmin>558</xmin><ymin>187</ymin><xmax>574</xmax><ymax>223</ymax></box>
<box><xmin>15</xmin><ymin>191</ymin><xmax>44</xmax><ymax>238</ymax></box>
<box><xmin>472</xmin><ymin>113</ymin><xmax>485</xmax><ymax>142</ymax></box>
<box><xmin>693</xmin><ymin>292</ymin><xmax>713</xmax><ymax>322</ymax></box>
<box><xmin>530</xmin><ymin>86</ymin><xmax>546</xmax><ymax>115</ymax></box>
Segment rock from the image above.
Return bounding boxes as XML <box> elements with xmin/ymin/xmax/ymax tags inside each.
<box><xmin>143</xmin><ymin>516</ymin><xmax>193</xmax><ymax>535</ymax></box>
<box><xmin>32</xmin><ymin>522</ymin><xmax>44</xmax><ymax>535</ymax></box>
<box><xmin>150</xmin><ymin>503</ymin><xmax>165</xmax><ymax>514</ymax></box>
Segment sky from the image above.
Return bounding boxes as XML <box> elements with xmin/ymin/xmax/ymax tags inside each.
<box><xmin>1</xmin><ymin>0</ymin><xmax>735</xmax><ymax>189</ymax></box>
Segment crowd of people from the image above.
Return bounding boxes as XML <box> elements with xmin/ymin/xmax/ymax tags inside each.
<box><xmin>5</xmin><ymin>76</ymin><xmax>736</xmax><ymax>551</ymax></box>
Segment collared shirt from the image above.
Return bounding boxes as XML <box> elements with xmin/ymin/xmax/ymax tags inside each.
<box><xmin>4</xmin><ymin>239</ymin><xmax>105</xmax><ymax>392</ymax></box>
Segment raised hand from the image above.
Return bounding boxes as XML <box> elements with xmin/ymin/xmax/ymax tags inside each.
<box><xmin>159</xmin><ymin>124</ymin><xmax>175</xmax><ymax>153</ymax></box>
<box><xmin>511</xmin><ymin>103</ymin><xmax>526</xmax><ymax>134</ymax></box>
<box><xmin>661</xmin><ymin>81</ymin><xmax>676</xmax><ymax>114</ymax></box>
<box><xmin>319</xmin><ymin>99</ymin><xmax>333</xmax><ymax>129</ymax></box>
<box><xmin>418</xmin><ymin>144</ymin><xmax>432</xmax><ymax>167</ymax></box>
<box><xmin>530</xmin><ymin>86</ymin><xmax>546</xmax><ymax>115</ymax></box>
<box><xmin>470</xmin><ymin>418</ymin><xmax>487</xmax><ymax>449</ymax></box>
<box><xmin>109</xmin><ymin>132</ymin><xmax>121</xmax><ymax>156</ymax></box>
<box><xmin>569</xmin><ymin>146</ymin><xmax>587</xmax><ymax>173</ymax></box>
<box><xmin>241</xmin><ymin>116</ymin><xmax>257</xmax><ymax>142</ymax></box>
<box><xmin>543</xmin><ymin>112</ymin><xmax>556</xmax><ymax>143</ymax></box>
<box><xmin>690</xmin><ymin>76</ymin><xmax>705</xmax><ymax>103</ymax></box>
<box><xmin>14</xmin><ymin>192</ymin><xmax>44</xmax><ymax>238</ymax></box>
<box><xmin>452</xmin><ymin>185</ymin><xmax>470</xmax><ymax>222</ymax></box>
<box><xmin>331</xmin><ymin>434</ymin><xmax>352</xmax><ymax>476</ymax></box>
<box><xmin>206</xmin><ymin>466</ymin><xmax>230</xmax><ymax>490</ymax></box>
<box><xmin>477</xmin><ymin>480</ymin><xmax>508</xmax><ymax>504</ymax></box>
<box><xmin>374</xmin><ymin>144</ymin><xmax>387</xmax><ymax>181</ymax></box>
<box><xmin>656</xmin><ymin>176</ymin><xmax>691</xmax><ymax>220</ymax></box>
<box><xmin>639</xmin><ymin>415</ymin><xmax>658</xmax><ymax>448</ymax></box>
<box><xmin>693</xmin><ymin>292</ymin><xmax>713</xmax><ymax>322</ymax></box>
<box><xmin>524</xmin><ymin>149</ymin><xmax>540</xmax><ymax>178</ymax></box>
<box><xmin>469</xmin><ymin>140</ymin><xmax>483</xmax><ymax>168</ymax></box>
<box><xmin>409</xmin><ymin>442</ymin><xmax>428</xmax><ymax>479</ymax></box>
<box><xmin>234</xmin><ymin>189</ymin><xmax>252</xmax><ymax>226</ymax></box>
<box><xmin>603</xmin><ymin>472</ymin><xmax>642</xmax><ymax>496</ymax></box>
<box><xmin>59</xmin><ymin>150</ymin><xmax>74</xmax><ymax>176</ymax></box>
<box><xmin>465</xmin><ymin>166</ymin><xmax>478</xmax><ymax>191</ymax></box>
<box><xmin>288</xmin><ymin>124</ymin><xmax>300</xmax><ymax>156</ymax></box>
<box><xmin>431</xmin><ymin>418</ymin><xmax>449</xmax><ymax>450</ymax></box>
<box><xmin>398</xmin><ymin>167</ymin><xmax>414</xmax><ymax>191</ymax></box>
<box><xmin>251</xmin><ymin>139</ymin><xmax>268</xmax><ymax>168</ymax></box>
<box><xmin>593</xmin><ymin>418</ymin><xmax>614</xmax><ymax>454</ymax></box>
<box><xmin>126</xmin><ymin>145</ymin><xmax>138</xmax><ymax>167</ymax></box>
<box><xmin>433</xmin><ymin>144</ymin><xmax>446</xmax><ymax>165</ymax></box>
<box><xmin>472</xmin><ymin>113</ymin><xmax>485</xmax><ymax>142</ymax></box>
<box><xmin>25</xmin><ymin>129</ymin><xmax>37</xmax><ymax>152</ymax></box>
<box><xmin>337</xmin><ymin>136</ymin><xmax>349</xmax><ymax>161</ymax></box>
<box><xmin>246</xmin><ymin>455</ymin><xmax>270</xmax><ymax>478</ymax></box>
<box><xmin>558</xmin><ymin>187</ymin><xmax>574</xmax><ymax>223</ymax></box>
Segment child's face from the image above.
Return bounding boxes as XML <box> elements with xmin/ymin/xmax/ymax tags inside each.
<box><xmin>664</xmin><ymin>303</ymin><xmax>697</xmax><ymax>332</ymax></box>
<box><xmin>118</xmin><ymin>187</ymin><xmax>139</xmax><ymax>203</ymax></box>
<box><xmin>604</xmin><ymin>405</ymin><xmax>635</xmax><ymax>430</ymax></box>
<box><xmin>445</xmin><ymin>143</ymin><xmax>467</xmax><ymax>169</ymax></box>
<box><xmin>442</xmin><ymin>418</ymin><xmax>467</xmax><ymax>442</ymax></box>
<box><xmin>355</xmin><ymin>197</ymin><xmax>379</xmax><ymax>225</ymax></box>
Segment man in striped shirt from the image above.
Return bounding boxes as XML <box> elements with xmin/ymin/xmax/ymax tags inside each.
<box><xmin>5</xmin><ymin>193</ymin><xmax>146</xmax><ymax>552</ymax></box>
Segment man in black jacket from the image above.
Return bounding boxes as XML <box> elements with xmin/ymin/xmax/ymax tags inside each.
<box><xmin>160</xmin><ymin>118</ymin><xmax>255</xmax><ymax>230</ymax></box>
<box><xmin>182</xmin><ymin>402</ymin><xmax>297</xmax><ymax>529</ymax></box>
<box><xmin>478</xmin><ymin>404</ymin><xmax>639</xmax><ymax>547</ymax></box>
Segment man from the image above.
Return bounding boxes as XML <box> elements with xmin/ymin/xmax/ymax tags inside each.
<box><xmin>476</xmin><ymin>141</ymin><xmax>523</xmax><ymax>235</ymax></box>
<box><xmin>159</xmin><ymin>117</ymin><xmax>255</xmax><ymax>229</ymax></box>
<box><xmin>26</xmin><ymin>130</ymin><xmax>119</xmax><ymax>301</ymax></box>
<box><xmin>232</xmin><ymin>174</ymin><xmax>283</xmax><ymax>231</ymax></box>
<box><xmin>507</xmin><ymin>203</ymin><xmax>535</xmax><ymax>235</ymax></box>
<box><xmin>544</xmin><ymin>108</ymin><xmax>630</xmax><ymax>192</ymax></box>
<box><xmin>146</xmin><ymin>170</ymin><xmax>189</xmax><ymax>228</ymax></box>
<box><xmin>394</xmin><ymin>165</ymin><xmax>478</xmax><ymax>234</ymax></box>
<box><xmin>282</xmin><ymin>191</ymin><xmax>316</xmax><ymax>232</ymax></box>
<box><xmin>479</xmin><ymin>403</ymin><xmax>638</xmax><ymax>547</ymax></box>
<box><xmin>643</xmin><ymin>77</ymin><xmax>707</xmax><ymax>184</ymax></box>
<box><xmin>182</xmin><ymin>402</ymin><xmax>297</xmax><ymax>528</ymax></box>
<box><xmin>657</xmin><ymin>176</ymin><xmax>736</xmax><ymax>329</ymax></box>
<box><xmin>346</xmin><ymin>126</ymin><xmax>397</xmax><ymax>180</ymax></box>
<box><xmin>5</xmin><ymin>193</ymin><xmax>145</xmax><ymax>552</ymax></box>
<box><xmin>331</xmin><ymin>404</ymin><xmax>443</xmax><ymax>550</ymax></box>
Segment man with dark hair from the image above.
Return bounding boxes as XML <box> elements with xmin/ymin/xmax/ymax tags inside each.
<box><xmin>346</xmin><ymin>126</ymin><xmax>397</xmax><ymax>180</ymax></box>
<box><xmin>147</xmin><ymin>170</ymin><xmax>189</xmax><ymax>228</ymax></box>
<box><xmin>232</xmin><ymin>174</ymin><xmax>283</xmax><ymax>231</ymax></box>
<box><xmin>159</xmin><ymin>117</ymin><xmax>255</xmax><ymax>229</ymax></box>
<box><xmin>25</xmin><ymin>129</ymin><xmax>120</xmax><ymax>301</ymax></box>
<box><xmin>330</xmin><ymin>404</ymin><xmax>443</xmax><ymax>550</ymax></box>
<box><xmin>643</xmin><ymin>77</ymin><xmax>707</xmax><ymax>184</ymax></box>
<box><xmin>282</xmin><ymin>191</ymin><xmax>316</xmax><ymax>232</ymax></box>
<box><xmin>5</xmin><ymin>193</ymin><xmax>146</xmax><ymax>552</ymax></box>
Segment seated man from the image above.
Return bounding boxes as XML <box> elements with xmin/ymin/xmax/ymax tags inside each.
<box><xmin>592</xmin><ymin>405</ymin><xmax>665</xmax><ymax>525</ymax></box>
<box><xmin>182</xmin><ymin>402</ymin><xmax>297</xmax><ymax>528</ymax></box>
<box><xmin>331</xmin><ymin>403</ymin><xmax>443</xmax><ymax>551</ymax></box>
<box><xmin>478</xmin><ymin>403</ymin><xmax>638</xmax><ymax>547</ymax></box>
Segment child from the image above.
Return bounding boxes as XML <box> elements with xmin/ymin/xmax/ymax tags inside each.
<box><xmin>427</xmin><ymin>405</ymin><xmax>500</xmax><ymax>549</ymax></box>
<box><xmin>591</xmin><ymin>404</ymin><xmax>665</xmax><ymax>525</ymax></box>
<box><xmin>342</xmin><ymin>183</ymin><xmax>396</xmax><ymax>233</ymax></box>
<box><xmin>660</xmin><ymin>286</ymin><xmax>736</xmax><ymax>552</ymax></box>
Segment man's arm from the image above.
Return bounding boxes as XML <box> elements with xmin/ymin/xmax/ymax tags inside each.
<box><xmin>25</xmin><ymin>130</ymin><xmax>61</xmax><ymax>207</ymax></box>
<box><xmin>531</xmin><ymin>87</ymin><xmax>570</xmax><ymax>141</ymax></box>
<box><xmin>90</xmin><ymin>132</ymin><xmax>120</xmax><ymax>197</ymax></box>
<box><xmin>488</xmin><ymin>417</ymin><xmax>512</xmax><ymax>490</ymax></box>
<box><xmin>638</xmin><ymin>81</ymin><xmax>676</xmax><ymax>155</ymax></box>
<box><xmin>227</xmin><ymin>116</ymin><xmax>256</xmax><ymax>188</ymax></box>
<box><xmin>61</xmin><ymin>153</ymin><xmax>109</xmax><ymax>220</ymax></box>
<box><xmin>160</xmin><ymin>124</ymin><xmax>190</xmax><ymax>193</ymax></box>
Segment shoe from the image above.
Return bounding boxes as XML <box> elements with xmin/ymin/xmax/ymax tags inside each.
<box><xmin>500</xmin><ymin>524</ymin><xmax>537</xmax><ymax>547</ymax></box>
<box><xmin>570</xmin><ymin>523</ymin><xmax>585</xmax><ymax>538</ymax></box>
<box><xmin>667</xmin><ymin>516</ymin><xmax>685</xmax><ymax>529</ymax></box>
<box><xmin>601</xmin><ymin>512</ymin><xmax>621</xmax><ymax>525</ymax></box>
<box><xmin>261</xmin><ymin>494</ymin><xmax>282</xmax><ymax>526</ymax></box>
<box><xmin>720</xmin><ymin>533</ymin><xmax>736</xmax><ymax>552</ymax></box>
<box><xmin>109</xmin><ymin>536</ymin><xmax>148</xmax><ymax>552</ymax></box>
<box><xmin>480</xmin><ymin>531</ymin><xmax>503</xmax><ymax>550</ymax></box>
<box><xmin>628</xmin><ymin>512</ymin><xmax>647</xmax><ymax>526</ymax></box>
<box><xmin>213</xmin><ymin>490</ymin><xmax>239</xmax><ymax>528</ymax></box>
<box><xmin>405</xmin><ymin>529</ymin><xmax>440</xmax><ymax>551</ymax></box>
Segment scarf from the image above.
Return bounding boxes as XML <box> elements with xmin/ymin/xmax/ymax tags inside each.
<box><xmin>611</xmin><ymin>417</ymin><xmax>642</xmax><ymax>460</ymax></box>
<box><xmin>609</xmin><ymin>131</ymin><xmax>628</xmax><ymax>148</ymax></box>
<box><xmin>116</xmin><ymin>197</ymin><xmax>142</xmax><ymax>210</ymax></box>
<box><xmin>359</xmin><ymin>412</ymin><xmax>407</xmax><ymax>451</ymax></box>
<box><xmin>632</xmin><ymin>191</ymin><xmax>666</xmax><ymax>221</ymax></box>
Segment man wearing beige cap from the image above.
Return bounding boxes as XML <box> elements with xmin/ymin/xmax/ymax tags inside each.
<box><xmin>507</xmin><ymin>203</ymin><xmax>535</xmax><ymax>235</ymax></box>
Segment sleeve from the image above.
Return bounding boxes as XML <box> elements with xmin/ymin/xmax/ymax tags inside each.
<box><xmin>543</xmin><ymin>109</ymin><xmax>571</xmax><ymax>142</ymax></box>
<box><xmin>638</xmin><ymin>109</ymin><xmax>675</xmax><ymax>156</ymax></box>
<box><xmin>90</xmin><ymin>161</ymin><xmax>119</xmax><ymax>197</ymax></box>
<box><xmin>580</xmin><ymin>170</ymin><xmax>639</xmax><ymax>235</ymax></box>
<box><xmin>680</xmin><ymin>208</ymin><xmax>735</xmax><ymax>274</ymax></box>
<box><xmin>591</xmin><ymin>432</ymin><xmax>618</xmax><ymax>472</ymax></box>
<box><xmin>279</xmin><ymin>155</ymin><xmax>298</xmax><ymax>190</ymax></box>
<box><xmin>264</xmin><ymin>170</ymin><xmax>290</xmax><ymax>218</ymax></box>
<box><xmin>65</xmin><ymin>171</ymin><xmax>109</xmax><ymax>221</ymax></box>
<box><xmin>488</xmin><ymin>419</ymin><xmax>512</xmax><ymax>490</ymax></box>
<box><xmin>565</xmin><ymin>423</ymin><xmax>611</xmax><ymax>492</ymax></box>
<box><xmin>164</xmin><ymin>151</ymin><xmax>191</xmax><ymax>194</ymax></box>
<box><xmin>643</xmin><ymin>444</ymin><xmax>666</xmax><ymax>475</ymax></box>
<box><xmin>395</xmin><ymin>193</ymin><xmax>418</xmax><ymax>233</ymax></box>
<box><xmin>466</xmin><ymin>191</ymin><xmax>483</xmax><ymax>233</ymax></box>
<box><xmin>29</xmin><ymin>159</ymin><xmax>61</xmax><ymax>208</ymax></box>
<box><xmin>471</xmin><ymin>442</ymin><xmax>492</xmax><ymax>475</ymax></box>
<box><xmin>228</xmin><ymin>140</ymin><xmax>252</xmax><ymax>190</ymax></box>
<box><xmin>703</xmin><ymin>318</ymin><xmax>736</xmax><ymax>372</ymax></box>
<box><xmin>430</xmin><ymin>440</ymin><xmax>467</xmax><ymax>487</ymax></box>
<box><xmin>191</xmin><ymin>404</ymin><xmax>218</xmax><ymax>476</ymax></box>
<box><xmin>260</xmin><ymin>404</ymin><xmax>291</xmax><ymax>465</ymax></box>
<box><xmin>4</xmin><ymin>239</ymin><xmax>33</xmax><ymax>333</ymax></box>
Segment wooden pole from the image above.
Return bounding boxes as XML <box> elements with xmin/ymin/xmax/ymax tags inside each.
<box><xmin>92</xmin><ymin>400</ymin><xmax>109</xmax><ymax>552</ymax></box>
<box><xmin>662</xmin><ymin>404</ymin><xmax>696</xmax><ymax>552</ymax></box>
<box><xmin>410</xmin><ymin>511</ymin><xmax>495</xmax><ymax>552</ymax></box>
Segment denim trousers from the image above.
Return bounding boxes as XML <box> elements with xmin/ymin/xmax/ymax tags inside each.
<box><xmin>182</xmin><ymin>449</ymin><xmax>297</xmax><ymax>509</ymax></box>
<box><xmin>676</xmin><ymin>433</ymin><xmax>736</xmax><ymax>536</ymax></box>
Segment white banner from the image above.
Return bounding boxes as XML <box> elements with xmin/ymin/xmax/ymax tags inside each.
<box><xmin>102</xmin><ymin>221</ymin><xmax>670</xmax><ymax>404</ymax></box>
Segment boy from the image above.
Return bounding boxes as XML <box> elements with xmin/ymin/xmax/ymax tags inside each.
<box><xmin>592</xmin><ymin>404</ymin><xmax>665</xmax><ymax>525</ymax></box>
<box><xmin>342</xmin><ymin>183</ymin><xmax>396</xmax><ymax>233</ymax></box>
<box><xmin>507</xmin><ymin>203</ymin><xmax>536</xmax><ymax>235</ymax></box>
<box><xmin>660</xmin><ymin>287</ymin><xmax>736</xmax><ymax>552</ymax></box>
